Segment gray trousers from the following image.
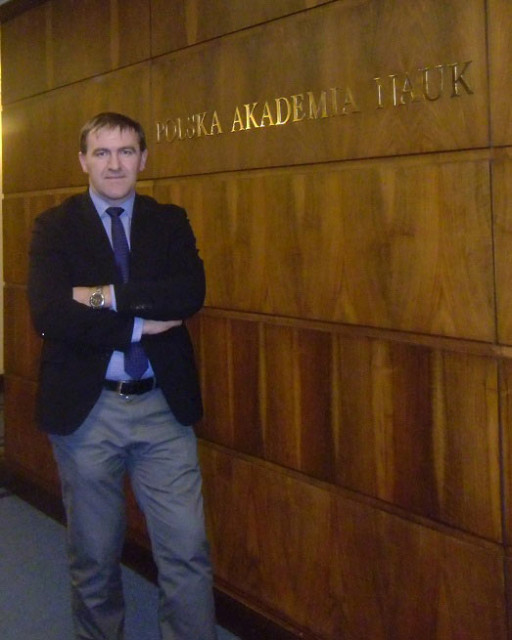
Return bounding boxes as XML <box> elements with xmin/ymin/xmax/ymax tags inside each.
<box><xmin>50</xmin><ymin>388</ymin><xmax>217</xmax><ymax>640</ymax></box>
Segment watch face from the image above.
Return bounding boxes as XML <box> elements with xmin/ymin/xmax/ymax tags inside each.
<box><xmin>90</xmin><ymin>291</ymin><xmax>105</xmax><ymax>308</ymax></box>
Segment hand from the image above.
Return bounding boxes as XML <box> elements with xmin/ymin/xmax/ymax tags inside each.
<box><xmin>73</xmin><ymin>286</ymin><xmax>112</xmax><ymax>307</ymax></box>
<box><xmin>142</xmin><ymin>319</ymin><xmax>183</xmax><ymax>335</ymax></box>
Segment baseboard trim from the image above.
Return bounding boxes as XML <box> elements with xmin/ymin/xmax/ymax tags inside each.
<box><xmin>0</xmin><ymin>461</ymin><xmax>306</xmax><ymax>640</ymax></box>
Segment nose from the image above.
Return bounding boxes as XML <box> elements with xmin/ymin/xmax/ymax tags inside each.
<box><xmin>108</xmin><ymin>153</ymin><xmax>121</xmax><ymax>170</ymax></box>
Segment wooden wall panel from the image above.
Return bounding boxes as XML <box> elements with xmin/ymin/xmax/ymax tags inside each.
<box><xmin>154</xmin><ymin>155</ymin><xmax>494</xmax><ymax>341</ymax></box>
<box><xmin>499</xmin><ymin>359</ymin><xmax>512</xmax><ymax>547</ymax></box>
<box><xmin>195</xmin><ymin>314</ymin><xmax>234</xmax><ymax>446</ymax></box>
<box><xmin>262</xmin><ymin>324</ymin><xmax>302</xmax><ymax>469</ymax></box>
<box><xmin>150</xmin><ymin>0</ymin><xmax>332</xmax><ymax>56</ymax></box>
<box><xmin>0</xmin><ymin>2</ymin><xmax>49</xmax><ymax>103</ymax></box>
<box><xmin>1</xmin><ymin>0</ymin><xmax>151</xmax><ymax>104</ymax></box>
<box><xmin>505</xmin><ymin>557</ymin><xmax>512</xmax><ymax>640</ymax></box>
<box><xmin>2</xmin><ymin>62</ymin><xmax>151</xmax><ymax>193</ymax></box>
<box><xmin>50</xmin><ymin>0</ymin><xmax>113</xmax><ymax>88</ymax></box>
<box><xmin>3</xmin><ymin>197</ymin><xmax>34</xmax><ymax>286</ymax></box>
<box><xmin>194</xmin><ymin>312</ymin><xmax>502</xmax><ymax>541</ymax></box>
<box><xmin>3</xmin><ymin>286</ymin><xmax>40</xmax><ymax>380</ymax></box>
<box><xmin>296</xmin><ymin>328</ymin><xmax>335</xmax><ymax>482</ymax></box>
<box><xmin>4</xmin><ymin>376</ymin><xmax>59</xmax><ymax>491</ymax></box>
<box><xmin>493</xmin><ymin>151</ymin><xmax>512</xmax><ymax>345</ymax></box>
<box><xmin>421</xmin><ymin>350</ymin><xmax>500</xmax><ymax>540</ymax></box>
<box><xmin>150</xmin><ymin>0</ymin><xmax>487</xmax><ymax>176</ymax></box>
<box><xmin>200</xmin><ymin>443</ymin><xmax>507</xmax><ymax>640</ymax></box>
<box><xmin>488</xmin><ymin>0</ymin><xmax>512</xmax><ymax>146</ymax></box>
<box><xmin>50</xmin><ymin>0</ymin><xmax>150</xmax><ymax>89</ymax></box>
<box><xmin>229</xmin><ymin>319</ymin><xmax>264</xmax><ymax>456</ymax></box>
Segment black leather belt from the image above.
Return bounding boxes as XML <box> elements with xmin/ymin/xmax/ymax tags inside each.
<box><xmin>104</xmin><ymin>377</ymin><xmax>158</xmax><ymax>396</ymax></box>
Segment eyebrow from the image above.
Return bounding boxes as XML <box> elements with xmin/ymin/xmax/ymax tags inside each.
<box><xmin>91</xmin><ymin>146</ymin><xmax>138</xmax><ymax>154</ymax></box>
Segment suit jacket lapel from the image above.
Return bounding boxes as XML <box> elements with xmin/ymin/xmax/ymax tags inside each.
<box><xmin>130</xmin><ymin>195</ymin><xmax>160</xmax><ymax>278</ymax></box>
<box><xmin>76</xmin><ymin>191</ymin><xmax>120</xmax><ymax>281</ymax></box>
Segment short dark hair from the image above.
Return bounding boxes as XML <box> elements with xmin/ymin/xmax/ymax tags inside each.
<box><xmin>79</xmin><ymin>112</ymin><xmax>147</xmax><ymax>153</ymax></box>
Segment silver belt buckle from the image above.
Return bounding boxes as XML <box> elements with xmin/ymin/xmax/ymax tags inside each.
<box><xmin>115</xmin><ymin>380</ymin><xmax>130</xmax><ymax>398</ymax></box>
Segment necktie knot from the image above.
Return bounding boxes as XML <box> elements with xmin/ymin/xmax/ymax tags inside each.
<box><xmin>106</xmin><ymin>206</ymin><xmax>124</xmax><ymax>219</ymax></box>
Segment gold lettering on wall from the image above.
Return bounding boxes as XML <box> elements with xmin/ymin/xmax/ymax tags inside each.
<box><xmin>374</xmin><ymin>61</ymin><xmax>474</xmax><ymax>108</ymax></box>
<box><xmin>156</xmin><ymin>60</ymin><xmax>473</xmax><ymax>143</ymax></box>
<box><xmin>156</xmin><ymin>111</ymin><xmax>223</xmax><ymax>142</ymax></box>
<box><xmin>448</xmin><ymin>61</ymin><xmax>474</xmax><ymax>97</ymax></box>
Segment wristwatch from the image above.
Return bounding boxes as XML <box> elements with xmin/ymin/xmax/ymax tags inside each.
<box><xmin>89</xmin><ymin>286</ymin><xmax>105</xmax><ymax>309</ymax></box>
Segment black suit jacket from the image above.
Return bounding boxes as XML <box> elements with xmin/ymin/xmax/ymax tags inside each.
<box><xmin>28</xmin><ymin>191</ymin><xmax>205</xmax><ymax>434</ymax></box>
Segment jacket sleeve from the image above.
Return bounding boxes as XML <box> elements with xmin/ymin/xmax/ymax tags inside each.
<box><xmin>28</xmin><ymin>210</ymin><xmax>134</xmax><ymax>351</ymax></box>
<box><xmin>113</xmin><ymin>205</ymin><xmax>206</xmax><ymax>321</ymax></box>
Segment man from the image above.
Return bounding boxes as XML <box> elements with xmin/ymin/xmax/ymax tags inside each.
<box><xmin>27</xmin><ymin>112</ymin><xmax>217</xmax><ymax>640</ymax></box>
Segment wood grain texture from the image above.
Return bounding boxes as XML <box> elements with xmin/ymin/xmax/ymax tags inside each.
<box><xmin>499</xmin><ymin>360</ymin><xmax>512</xmax><ymax>547</ymax></box>
<box><xmin>3</xmin><ymin>286</ymin><xmax>40</xmax><ymax>381</ymax></box>
<box><xmin>193</xmin><ymin>312</ymin><xmax>502</xmax><ymax>541</ymax></box>
<box><xmin>0</xmin><ymin>1</ymin><xmax>49</xmax><ymax>104</ymax></box>
<box><xmin>50</xmin><ymin>0</ymin><xmax>150</xmax><ymax>87</ymax></box>
<box><xmin>50</xmin><ymin>0</ymin><xmax>112</xmax><ymax>88</ymax></box>
<box><xmin>150</xmin><ymin>0</ymin><xmax>333</xmax><ymax>56</ymax></box>
<box><xmin>200</xmin><ymin>443</ymin><xmax>507</xmax><ymax>640</ymax></box>
<box><xmin>150</xmin><ymin>0</ymin><xmax>488</xmax><ymax>176</ymax></box>
<box><xmin>3</xmin><ymin>376</ymin><xmax>60</xmax><ymax>492</ymax></box>
<box><xmin>488</xmin><ymin>0</ymin><xmax>512</xmax><ymax>146</ymax></box>
<box><xmin>492</xmin><ymin>150</ymin><xmax>512</xmax><ymax>345</ymax></box>
<box><xmin>1</xmin><ymin>0</ymin><xmax>150</xmax><ymax>104</ymax></box>
<box><xmin>154</xmin><ymin>155</ymin><xmax>494</xmax><ymax>341</ymax></box>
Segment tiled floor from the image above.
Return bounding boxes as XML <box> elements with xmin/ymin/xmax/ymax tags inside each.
<box><xmin>0</xmin><ymin>494</ymin><xmax>240</xmax><ymax>639</ymax></box>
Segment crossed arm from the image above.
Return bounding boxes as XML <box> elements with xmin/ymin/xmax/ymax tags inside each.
<box><xmin>72</xmin><ymin>286</ymin><xmax>182</xmax><ymax>335</ymax></box>
<box><xmin>28</xmin><ymin>201</ymin><xmax>204</xmax><ymax>350</ymax></box>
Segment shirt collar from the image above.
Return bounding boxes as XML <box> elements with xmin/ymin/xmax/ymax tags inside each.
<box><xmin>89</xmin><ymin>188</ymin><xmax>136</xmax><ymax>219</ymax></box>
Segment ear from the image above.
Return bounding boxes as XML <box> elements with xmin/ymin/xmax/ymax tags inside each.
<box><xmin>139</xmin><ymin>149</ymin><xmax>148</xmax><ymax>172</ymax></box>
<box><xmin>78</xmin><ymin>152</ymin><xmax>89</xmax><ymax>174</ymax></box>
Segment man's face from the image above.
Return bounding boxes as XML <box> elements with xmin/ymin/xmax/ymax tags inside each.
<box><xmin>79</xmin><ymin>126</ymin><xmax>148</xmax><ymax>204</ymax></box>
